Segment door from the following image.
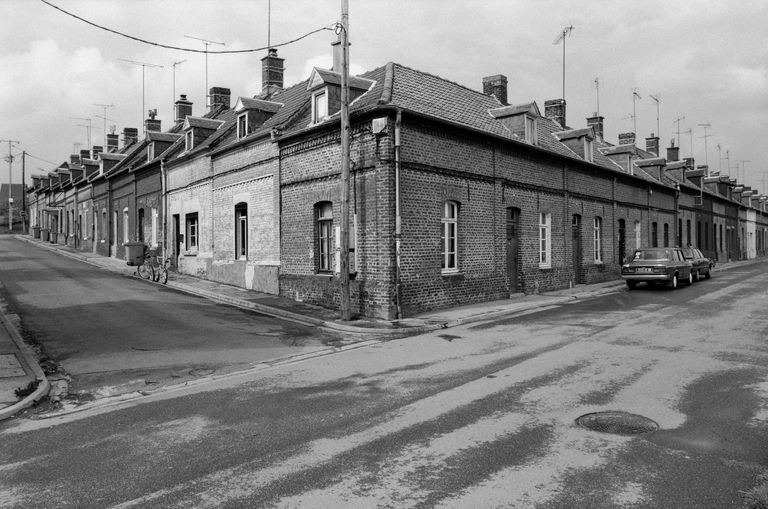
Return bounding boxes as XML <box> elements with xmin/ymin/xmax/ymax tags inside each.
<box><xmin>572</xmin><ymin>214</ymin><xmax>584</xmax><ymax>284</ymax></box>
<box><xmin>172</xmin><ymin>214</ymin><xmax>180</xmax><ymax>269</ymax></box>
<box><xmin>506</xmin><ymin>207</ymin><xmax>520</xmax><ymax>293</ymax></box>
<box><xmin>618</xmin><ymin>219</ymin><xmax>626</xmax><ymax>264</ymax></box>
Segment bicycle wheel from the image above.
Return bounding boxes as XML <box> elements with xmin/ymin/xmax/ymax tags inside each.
<box><xmin>158</xmin><ymin>265</ymin><xmax>168</xmax><ymax>284</ymax></box>
<box><xmin>138</xmin><ymin>259</ymin><xmax>154</xmax><ymax>280</ymax></box>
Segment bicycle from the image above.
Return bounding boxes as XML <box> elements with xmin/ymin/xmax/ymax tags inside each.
<box><xmin>136</xmin><ymin>246</ymin><xmax>154</xmax><ymax>281</ymax></box>
<box><xmin>136</xmin><ymin>248</ymin><xmax>169</xmax><ymax>284</ymax></box>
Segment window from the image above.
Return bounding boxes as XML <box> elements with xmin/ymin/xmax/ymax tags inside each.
<box><xmin>235</xmin><ymin>202</ymin><xmax>248</xmax><ymax>260</ymax></box>
<box><xmin>312</xmin><ymin>90</ymin><xmax>328</xmax><ymax>123</ymax></box>
<box><xmin>525</xmin><ymin>116</ymin><xmax>536</xmax><ymax>144</ymax></box>
<box><xmin>442</xmin><ymin>201</ymin><xmax>459</xmax><ymax>272</ymax></box>
<box><xmin>663</xmin><ymin>223</ymin><xmax>669</xmax><ymax>247</ymax></box>
<box><xmin>697</xmin><ymin>221</ymin><xmax>702</xmax><ymax>247</ymax></box>
<box><xmin>237</xmin><ymin>113</ymin><xmax>248</xmax><ymax>139</ymax></box>
<box><xmin>584</xmin><ymin>138</ymin><xmax>594</xmax><ymax>162</ymax></box>
<box><xmin>185</xmin><ymin>130</ymin><xmax>193</xmax><ymax>151</ymax></box>
<box><xmin>618</xmin><ymin>219</ymin><xmax>626</xmax><ymax>263</ymax></box>
<box><xmin>539</xmin><ymin>212</ymin><xmax>551</xmax><ymax>268</ymax></box>
<box><xmin>317</xmin><ymin>202</ymin><xmax>333</xmax><ymax>272</ymax></box>
<box><xmin>593</xmin><ymin>217</ymin><xmax>603</xmax><ymax>263</ymax></box>
<box><xmin>137</xmin><ymin>208</ymin><xmax>145</xmax><ymax>242</ymax></box>
<box><xmin>686</xmin><ymin>220</ymin><xmax>692</xmax><ymax>246</ymax></box>
<box><xmin>634</xmin><ymin>221</ymin><xmax>641</xmax><ymax>249</ymax></box>
<box><xmin>147</xmin><ymin>143</ymin><xmax>154</xmax><ymax>161</ymax></box>
<box><xmin>651</xmin><ymin>222</ymin><xmax>658</xmax><ymax>247</ymax></box>
<box><xmin>123</xmin><ymin>208</ymin><xmax>129</xmax><ymax>243</ymax></box>
<box><xmin>185</xmin><ymin>213</ymin><xmax>198</xmax><ymax>251</ymax></box>
<box><xmin>704</xmin><ymin>222</ymin><xmax>709</xmax><ymax>250</ymax></box>
<box><xmin>678</xmin><ymin>219</ymin><xmax>683</xmax><ymax>246</ymax></box>
<box><xmin>719</xmin><ymin>224</ymin><xmax>723</xmax><ymax>251</ymax></box>
<box><xmin>151</xmin><ymin>208</ymin><xmax>158</xmax><ymax>247</ymax></box>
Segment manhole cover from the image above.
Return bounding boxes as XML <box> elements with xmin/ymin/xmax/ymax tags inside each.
<box><xmin>576</xmin><ymin>411</ymin><xmax>658</xmax><ymax>435</ymax></box>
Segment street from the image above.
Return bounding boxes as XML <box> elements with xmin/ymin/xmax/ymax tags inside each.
<box><xmin>2</xmin><ymin>241</ymin><xmax>768</xmax><ymax>507</ymax></box>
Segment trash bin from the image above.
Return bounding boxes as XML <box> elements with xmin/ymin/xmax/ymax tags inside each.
<box><xmin>32</xmin><ymin>226</ymin><xmax>40</xmax><ymax>238</ymax></box>
<box><xmin>40</xmin><ymin>228</ymin><xmax>49</xmax><ymax>242</ymax></box>
<box><xmin>124</xmin><ymin>242</ymin><xmax>146</xmax><ymax>266</ymax></box>
<box><xmin>49</xmin><ymin>231</ymin><xmax>58</xmax><ymax>243</ymax></box>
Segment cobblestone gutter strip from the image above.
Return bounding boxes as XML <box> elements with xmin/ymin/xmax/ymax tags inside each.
<box><xmin>0</xmin><ymin>309</ymin><xmax>50</xmax><ymax>421</ymax></box>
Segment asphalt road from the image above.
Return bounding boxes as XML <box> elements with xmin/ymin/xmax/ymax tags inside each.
<box><xmin>0</xmin><ymin>236</ymin><xmax>339</xmax><ymax>399</ymax></box>
<box><xmin>1</xmin><ymin>246</ymin><xmax>767</xmax><ymax>507</ymax></box>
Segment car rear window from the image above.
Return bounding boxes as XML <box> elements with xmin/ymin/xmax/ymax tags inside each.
<box><xmin>632</xmin><ymin>249</ymin><xmax>669</xmax><ymax>261</ymax></box>
<box><xmin>681</xmin><ymin>248</ymin><xmax>694</xmax><ymax>259</ymax></box>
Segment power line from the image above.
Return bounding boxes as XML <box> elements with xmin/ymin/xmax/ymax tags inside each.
<box><xmin>25</xmin><ymin>152</ymin><xmax>60</xmax><ymax>167</ymax></box>
<box><xmin>40</xmin><ymin>0</ymin><xmax>334</xmax><ymax>54</ymax></box>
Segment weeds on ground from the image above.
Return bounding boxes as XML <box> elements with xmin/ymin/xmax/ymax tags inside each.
<box><xmin>14</xmin><ymin>380</ymin><xmax>40</xmax><ymax>400</ymax></box>
<box><xmin>743</xmin><ymin>471</ymin><xmax>768</xmax><ymax>509</ymax></box>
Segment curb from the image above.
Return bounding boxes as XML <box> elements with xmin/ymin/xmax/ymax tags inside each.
<box><xmin>0</xmin><ymin>308</ymin><xmax>50</xmax><ymax>422</ymax></box>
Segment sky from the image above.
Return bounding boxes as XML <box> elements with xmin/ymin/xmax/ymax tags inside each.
<box><xmin>1</xmin><ymin>0</ymin><xmax>766</xmax><ymax>192</ymax></box>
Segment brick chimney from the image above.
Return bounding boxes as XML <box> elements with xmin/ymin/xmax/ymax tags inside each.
<box><xmin>666</xmin><ymin>139</ymin><xmax>680</xmax><ymax>161</ymax></box>
<box><xmin>144</xmin><ymin>110</ymin><xmax>161</xmax><ymax>132</ymax></box>
<box><xmin>175</xmin><ymin>94</ymin><xmax>193</xmax><ymax>123</ymax></box>
<box><xmin>645</xmin><ymin>133</ymin><xmax>660</xmax><ymax>156</ymax></box>
<box><xmin>123</xmin><ymin>127</ymin><xmax>139</xmax><ymax>148</ymax></box>
<box><xmin>482</xmin><ymin>75</ymin><xmax>508</xmax><ymax>106</ymax></box>
<box><xmin>79</xmin><ymin>149</ymin><xmax>90</xmax><ymax>162</ymax></box>
<box><xmin>586</xmin><ymin>114</ymin><xmax>604</xmax><ymax>142</ymax></box>
<box><xmin>106</xmin><ymin>133</ymin><xmax>119</xmax><ymax>152</ymax></box>
<box><xmin>92</xmin><ymin>145</ymin><xmax>103</xmax><ymax>159</ymax></box>
<box><xmin>209</xmin><ymin>87</ymin><xmax>231</xmax><ymax>111</ymax></box>
<box><xmin>618</xmin><ymin>132</ymin><xmax>636</xmax><ymax>145</ymax></box>
<box><xmin>261</xmin><ymin>48</ymin><xmax>285</xmax><ymax>96</ymax></box>
<box><xmin>544</xmin><ymin>99</ymin><xmax>566</xmax><ymax>128</ymax></box>
<box><xmin>70</xmin><ymin>154</ymin><xmax>81</xmax><ymax>165</ymax></box>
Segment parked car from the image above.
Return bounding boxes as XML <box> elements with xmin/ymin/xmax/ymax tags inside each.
<box><xmin>680</xmin><ymin>247</ymin><xmax>714</xmax><ymax>281</ymax></box>
<box><xmin>621</xmin><ymin>247</ymin><xmax>693</xmax><ymax>290</ymax></box>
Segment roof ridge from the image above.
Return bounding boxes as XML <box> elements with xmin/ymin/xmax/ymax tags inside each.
<box><xmin>392</xmin><ymin>62</ymin><xmax>501</xmax><ymax>104</ymax></box>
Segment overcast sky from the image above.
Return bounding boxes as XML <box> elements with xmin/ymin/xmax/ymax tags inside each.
<box><xmin>1</xmin><ymin>0</ymin><xmax>766</xmax><ymax>191</ymax></box>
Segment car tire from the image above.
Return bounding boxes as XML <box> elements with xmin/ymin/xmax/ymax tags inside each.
<box><xmin>668</xmin><ymin>274</ymin><xmax>678</xmax><ymax>290</ymax></box>
<box><xmin>686</xmin><ymin>272</ymin><xmax>693</xmax><ymax>285</ymax></box>
<box><xmin>627</xmin><ymin>280</ymin><xmax>638</xmax><ymax>290</ymax></box>
<box><xmin>704</xmin><ymin>269</ymin><xmax>711</xmax><ymax>280</ymax></box>
<box><xmin>693</xmin><ymin>270</ymin><xmax>700</xmax><ymax>282</ymax></box>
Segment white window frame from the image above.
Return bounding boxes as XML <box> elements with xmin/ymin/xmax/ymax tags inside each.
<box><xmin>635</xmin><ymin>220</ymin><xmax>642</xmax><ymax>249</ymax></box>
<box><xmin>185</xmin><ymin>130</ymin><xmax>193</xmax><ymax>151</ymax></box>
<box><xmin>186</xmin><ymin>213</ymin><xmax>198</xmax><ymax>252</ymax></box>
<box><xmin>151</xmin><ymin>208</ymin><xmax>158</xmax><ymax>247</ymax></box>
<box><xmin>525</xmin><ymin>115</ymin><xmax>537</xmax><ymax>145</ymax></box>
<box><xmin>584</xmin><ymin>138</ymin><xmax>593</xmax><ymax>162</ymax></box>
<box><xmin>317</xmin><ymin>202</ymin><xmax>333</xmax><ymax>272</ymax></box>
<box><xmin>441</xmin><ymin>201</ymin><xmax>459</xmax><ymax>273</ymax></box>
<box><xmin>594</xmin><ymin>216</ymin><xmax>603</xmax><ymax>263</ymax></box>
<box><xmin>147</xmin><ymin>143</ymin><xmax>155</xmax><ymax>162</ymax></box>
<box><xmin>237</xmin><ymin>113</ymin><xmax>248</xmax><ymax>139</ymax></box>
<box><xmin>123</xmin><ymin>207</ymin><xmax>129</xmax><ymax>244</ymax></box>
<box><xmin>312</xmin><ymin>89</ymin><xmax>328</xmax><ymax>123</ymax></box>
<box><xmin>539</xmin><ymin>212</ymin><xmax>551</xmax><ymax>268</ymax></box>
<box><xmin>235</xmin><ymin>202</ymin><xmax>248</xmax><ymax>260</ymax></box>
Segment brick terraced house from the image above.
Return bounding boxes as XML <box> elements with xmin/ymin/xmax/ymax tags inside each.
<box><xmin>26</xmin><ymin>46</ymin><xmax>768</xmax><ymax>320</ymax></box>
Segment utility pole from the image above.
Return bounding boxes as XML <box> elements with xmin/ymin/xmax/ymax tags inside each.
<box><xmin>338</xmin><ymin>0</ymin><xmax>351</xmax><ymax>321</ymax></box>
<box><xmin>699</xmin><ymin>123</ymin><xmax>712</xmax><ymax>174</ymax></box>
<box><xmin>2</xmin><ymin>139</ymin><xmax>20</xmax><ymax>231</ymax></box>
<box><xmin>183</xmin><ymin>35</ymin><xmax>225</xmax><ymax>108</ymax></box>
<box><xmin>93</xmin><ymin>103</ymin><xmax>115</xmax><ymax>147</ymax></box>
<box><xmin>21</xmin><ymin>151</ymin><xmax>26</xmax><ymax>233</ymax></box>
<box><xmin>119</xmin><ymin>58</ymin><xmax>164</xmax><ymax>130</ymax></box>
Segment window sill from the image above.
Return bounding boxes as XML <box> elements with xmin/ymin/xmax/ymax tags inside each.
<box><xmin>183</xmin><ymin>250</ymin><xmax>198</xmax><ymax>257</ymax></box>
<box><xmin>538</xmin><ymin>264</ymin><xmax>552</xmax><ymax>270</ymax></box>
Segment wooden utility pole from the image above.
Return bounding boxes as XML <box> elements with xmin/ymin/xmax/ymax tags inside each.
<box><xmin>339</xmin><ymin>0</ymin><xmax>351</xmax><ymax>320</ymax></box>
<box><xmin>2</xmin><ymin>139</ymin><xmax>19</xmax><ymax>231</ymax></box>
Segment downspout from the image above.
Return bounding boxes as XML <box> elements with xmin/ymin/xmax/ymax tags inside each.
<box><xmin>160</xmin><ymin>157</ymin><xmax>167</xmax><ymax>259</ymax></box>
<box><xmin>394</xmin><ymin>109</ymin><xmax>403</xmax><ymax>319</ymax></box>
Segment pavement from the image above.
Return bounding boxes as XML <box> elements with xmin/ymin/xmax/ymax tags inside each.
<box><xmin>0</xmin><ymin>232</ymin><xmax>756</xmax><ymax>420</ymax></box>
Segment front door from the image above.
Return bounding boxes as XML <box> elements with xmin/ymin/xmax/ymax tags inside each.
<box><xmin>618</xmin><ymin>219</ymin><xmax>626</xmax><ymax>264</ymax></box>
<box><xmin>572</xmin><ymin>214</ymin><xmax>584</xmax><ymax>284</ymax></box>
<box><xmin>506</xmin><ymin>207</ymin><xmax>520</xmax><ymax>293</ymax></box>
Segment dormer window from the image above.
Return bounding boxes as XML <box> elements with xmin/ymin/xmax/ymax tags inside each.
<box><xmin>312</xmin><ymin>90</ymin><xmax>328</xmax><ymax>123</ymax></box>
<box><xmin>185</xmin><ymin>130</ymin><xmax>193</xmax><ymax>151</ymax></box>
<box><xmin>237</xmin><ymin>113</ymin><xmax>248</xmax><ymax>140</ymax></box>
<box><xmin>584</xmin><ymin>138</ymin><xmax>593</xmax><ymax>162</ymax></box>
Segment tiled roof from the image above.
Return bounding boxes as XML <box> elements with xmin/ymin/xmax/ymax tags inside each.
<box><xmin>147</xmin><ymin>132</ymin><xmax>182</xmax><ymax>143</ymax></box>
<box><xmin>236</xmin><ymin>97</ymin><xmax>282</xmax><ymax>113</ymax></box>
<box><xmin>184</xmin><ymin>116</ymin><xmax>224</xmax><ymax>130</ymax></box>
<box><xmin>489</xmin><ymin>102</ymin><xmax>539</xmax><ymax>118</ymax></box>
<box><xmin>554</xmin><ymin>127</ymin><xmax>594</xmax><ymax>141</ymax></box>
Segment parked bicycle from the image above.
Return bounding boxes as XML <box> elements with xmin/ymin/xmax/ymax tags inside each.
<box><xmin>136</xmin><ymin>247</ymin><xmax>169</xmax><ymax>284</ymax></box>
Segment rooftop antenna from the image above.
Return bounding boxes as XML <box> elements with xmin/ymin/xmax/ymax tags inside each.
<box><xmin>184</xmin><ymin>35</ymin><xmax>226</xmax><ymax>108</ymax></box>
<box><xmin>119</xmin><ymin>58</ymin><xmax>164</xmax><ymax>130</ymax></box>
<box><xmin>716</xmin><ymin>143</ymin><xmax>722</xmax><ymax>173</ymax></box>
<box><xmin>267</xmin><ymin>0</ymin><xmax>271</xmax><ymax>48</ymax></box>
<box><xmin>93</xmin><ymin>103</ymin><xmax>115</xmax><ymax>147</ymax></box>
<box><xmin>553</xmin><ymin>25</ymin><xmax>574</xmax><ymax>103</ymax></box>
<box><xmin>172</xmin><ymin>60</ymin><xmax>187</xmax><ymax>113</ymax></box>
<box><xmin>738</xmin><ymin>159</ymin><xmax>751</xmax><ymax>185</ymax></box>
<box><xmin>71</xmin><ymin>117</ymin><xmax>92</xmax><ymax>150</ymax></box>
<box><xmin>649</xmin><ymin>94</ymin><xmax>661</xmax><ymax>142</ymax></box>
<box><xmin>631</xmin><ymin>88</ymin><xmax>642</xmax><ymax>134</ymax></box>
<box><xmin>725</xmin><ymin>149</ymin><xmax>731</xmax><ymax>177</ymax></box>
<box><xmin>683</xmin><ymin>127</ymin><xmax>693</xmax><ymax>159</ymax></box>
<box><xmin>593</xmin><ymin>77</ymin><xmax>601</xmax><ymax>116</ymax></box>
<box><xmin>698</xmin><ymin>123</ymin><xmax>712</xmax><ymax>174</ymax></box>
<box><xmin>673</xmin><ymin>115</ymin><xmax>685</xmax><ymax>147</ymax></box>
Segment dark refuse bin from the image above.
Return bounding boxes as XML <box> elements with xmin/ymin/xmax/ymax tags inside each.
<box><xmin>49</xmin><ymin>231</ymin><xmax>58</xmax><ymax>243</ymax></box>
<box><xmin>125</xmin><ymin>242</ymin><xmax>146</xmax><ymax>266</ymax></box>
<box><xmin>32</xmin><ymin>226</ymin><xmax>40</xmax><ymax>238</ymax></box>
<box><xmin>40</xmin><ymin>228</ymin><xmax>49</xmax><ymax>242</ymax></box>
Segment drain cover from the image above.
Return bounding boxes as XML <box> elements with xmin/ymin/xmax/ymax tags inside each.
<box><xmin>576</xmin><ymin>411</ymin><xmax>658</xmax><ymax>435</ymax></box>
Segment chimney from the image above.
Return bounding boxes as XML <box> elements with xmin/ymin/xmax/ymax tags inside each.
<box><xmin>261</xmin><ymin>48</ymin><xmax>285</xmax><ymax>96</ymax></box>
<box><xmin>144</xmin><ymin>110</ymin><xmax>161</xmax><ymax>133</ymax></box>
<box><xmin>482</xmin><ymin>75</ymin><xmax>508</xmax><ymax>106</ymax></box>
<box><xmin>645</xmin><ymin>133</ymin><xmax>660</xmax><ymax>156</ymax></box>
<box><xmin>666</xmin><ymin>139</ymin><xmax>680</xmax><ymax>161</ymax></box>
<box><xmin>123</xmin><ymin>127</ymin><xmax>139</xmax><ymax>148</ymax></box>
<box><xmin>92</xmin><ymin>145</ymin><xmax>103</xmax><ymax>159</ymax></box>
<box><xmin>618</xmin><ymin>132</ymin><xmax>636</xmax><ymax>145</ymax></box>
<box><xmin>209</xmin><ymin>87</ymin><xmax>231</xmax><ymax>111</ymax></box>
<box><xmin>70</xmin><ymin>154</ymin><xmax>81</xmax><ymax>165</ymax></box>
<box><xmin>586</xmin><ymin>114</ymin><xmax>604</xmax><ymax>141</ymax></box>
<box><xmin>544</xmin><ymin>99</ymin><xmax>566</xmax><ymax>128</ymax></box>
<box><xmin>175</xmin><ymin>94</ymin><xmax>193</xmax><ymax>123</ymax></box>
<box><xmin>106</xmin><ymin>133</ymin><xmax>119</xmax><ymax>152</ymax></box>
<box><xmin>79</xmin><ymin>149</ymin><xmax>90</xmax><ymax>161</ymax></box>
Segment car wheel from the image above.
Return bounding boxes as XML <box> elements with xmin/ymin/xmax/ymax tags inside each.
<box><xmin>704</xmin><ymin>269</ymin><xmax>711</xmax><ymax>280</ymax></box>
<box><xmin>693</xmin><ymin>270</ymin><xmax>700</xmax><ymax>282</ymax></box>
<box><xmin>626</xmin><ymin>280</ymin><xmax>638</xmax><ymax>290</ymax></box>
<box><xmin>668</xmin><ymin>274</ymin><xmax>678</xmax><ymax>290</ymax></box>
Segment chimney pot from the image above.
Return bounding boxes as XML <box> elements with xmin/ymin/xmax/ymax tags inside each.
<box><xmin>544</xmin><ymin>99</ymin><xmax>566</xmax><ymax>128</ymax></box>
<box><xmin>482</xmin><ymin>75</ymin><xmax>508</xmax><ymax>106</ymax></box>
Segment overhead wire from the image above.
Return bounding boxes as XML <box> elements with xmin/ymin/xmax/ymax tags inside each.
<box><xmin>39</xmin><ymin>0</ymin><xmax>335</xmax><ymax>54</ymax></box>
<box><xmin>25</xmin><ymin>152</ymin><xmax>60</xmax><ymax>167</ymax></box>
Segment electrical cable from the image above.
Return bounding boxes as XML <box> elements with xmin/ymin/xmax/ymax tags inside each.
<box><xmin>40</xmin><ymin>0</ymin><xmax>335</xmax><ymax>54</ymax></box>
<box><xmin>25</xmin><ymin>153</ymin><xmax>60</xmax><ymax>167</ymax></box>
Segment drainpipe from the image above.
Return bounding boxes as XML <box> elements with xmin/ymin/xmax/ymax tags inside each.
<box><xmin>160</xmin><ymin>157</ymin><xmax>167</xmax><ymax>259</ymax></box>
<box><xmin>395</xmin><ymin>109</ymin><xmax>403</xmax><ymax>319</ymax></box>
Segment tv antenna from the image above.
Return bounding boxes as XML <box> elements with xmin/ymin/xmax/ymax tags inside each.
<box><xmin>172</xmin><ymin>59</ymin><xmax>187</xmax><ymax>114</ymax></box>
<box><xmin>631</xmin><ymin>88</ymin><xmax>642</xmax><ymax>135</ymax></box>
<box><xmin>184</xmin><ymin>35</ymin><xmax>226</xmax><ymax>108</ymax></box>
<box><xmin>593</xmin><ymin>77</ymin><xmax>601</xmax><ymax>116</ymax></box>
<box><xmin>673</xmin><ymin>115</ymin><xmax>685</xmax><ymax>148</ymax></box>
<box><xmin>738</xmin><ymin>159</ymin><xmax>751</xmax><ymax>184</ymax></box>
<box><xmin>93</xmin><ymin>103</ymin><xmax>115</xmax><ymax>147</ymax></box>
<box><xmin>71</xmin><ymin>117</ymin><xmax>92</xmax><ymax>150</ymax></box>
<box><xmin>683</xmin><ymin>128</ymin><xmax>693</xmax><ymax>159</ymax></box>
<box><xmin>119</xmin><ymin>58</ymin><xmax>164</xmax><ymax>130</ymax></box>
<box><xmin>698</xmin><ymin>123</ymin><xmax>712</xmax><ymax>172</ymax></box>
<box><xmin>553</xmin><ymin>25</ymin><xmax>574</xmax><ymax>103</ymax></box>
<box><xmin>649</xmin><ymin>94</ymin><xmax>661</xmax><ymax>142</ymax></box>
